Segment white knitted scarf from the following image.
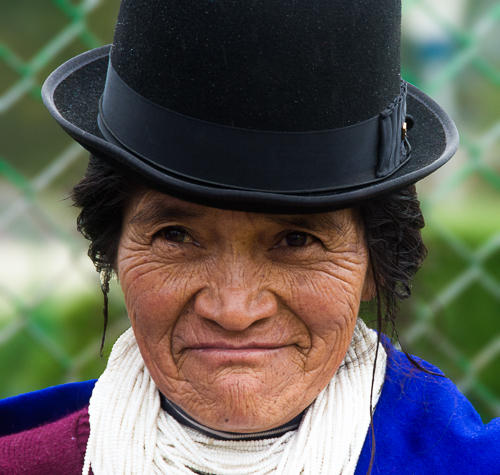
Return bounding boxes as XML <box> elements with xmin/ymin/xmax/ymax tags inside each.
<box><xmin>83</xmin><ymin>319</ymin><xmax>386</xmax><ymax>475</ymax></box>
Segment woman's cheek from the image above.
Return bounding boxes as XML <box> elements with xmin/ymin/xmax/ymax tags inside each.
<box><xmin>124</xmin><ymin>261</ymin><xmax>202</xmax><ymax>334</ymax></box>
<box><xmin>281</xmin><ymin>260</ymin><xmax>364</xmax><ymax>352</ymax></box>
<box><xmin>285</xmin><ymin>261</ymin><xmax>362</xmax><ymax>312</ymax></box>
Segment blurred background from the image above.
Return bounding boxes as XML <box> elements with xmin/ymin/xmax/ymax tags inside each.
<box><xmin>0</xmin><ymin>0</ymin><xmax>499</xmax><ymax>422</ymax></box>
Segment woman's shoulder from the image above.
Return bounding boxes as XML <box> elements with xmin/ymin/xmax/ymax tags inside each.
<box><xmin>356</xmin><ymin>338</ymin><xmax>500</xmax><ymax>475</ymax></box>
<box><xmin>0</xmin><ymin>380</ymin><xmax>94</xmax><ymax>474</ymax></box>
<box><xmin>0</xmin><ymin>380</ymin><xmax>95</xmax><ymax>437</ymax></box>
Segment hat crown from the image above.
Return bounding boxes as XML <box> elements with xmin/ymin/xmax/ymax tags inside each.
<box><xmin>111</xmin><ymin>0</ymin><xmax>402</xmax><ymax>131</ymax></box>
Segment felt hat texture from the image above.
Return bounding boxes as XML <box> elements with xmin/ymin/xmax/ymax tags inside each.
<box><xmin>42</xmin><ymin>0</ymin><xmax>458</xmax><ymax>212</ymax></box>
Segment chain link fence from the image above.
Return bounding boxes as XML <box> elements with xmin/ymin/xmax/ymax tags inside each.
<box><xmin>0</xmin><ymin>0</ymin><xmax>499</xmax><ymax>422</ymax></box>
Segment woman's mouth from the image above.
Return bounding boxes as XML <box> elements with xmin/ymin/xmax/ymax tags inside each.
<box><xmin>184</xmin><ymin>343</ymin><xmax>291</xmax><ymax>363</ymax></box>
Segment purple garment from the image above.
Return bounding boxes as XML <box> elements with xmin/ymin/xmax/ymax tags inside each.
<box><xmin>0</xmin><ymin>406</ymin><xmax>90</xmax><ymax>474</ymax></box>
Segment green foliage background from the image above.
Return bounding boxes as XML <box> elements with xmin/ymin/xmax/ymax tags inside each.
<box><xmin>0</xmin><ymin>0</ymin><xmax>499</xmax><ymax>422</ymax></box>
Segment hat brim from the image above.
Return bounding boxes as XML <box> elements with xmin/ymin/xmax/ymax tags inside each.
<box><xmin>42</xmin><ymin>45</ymin><xmax>459</xmax><ymax>213</ymax></box>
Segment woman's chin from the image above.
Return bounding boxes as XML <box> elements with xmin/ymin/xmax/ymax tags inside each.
<box><xmin>178</xmin><ymin>373</ymin><xmax>301</xmax><ymax>433</ymax></box>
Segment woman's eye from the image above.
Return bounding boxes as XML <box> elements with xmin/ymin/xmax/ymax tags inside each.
<box><xmin>157</xmin><ymin>227</ymin><xmax>193</xmax><ymax>244</ymax></box>
<box><xmin>277</xmin><ymin>231</ymin><xmax>315</xmax><ymax>248</ymax></box>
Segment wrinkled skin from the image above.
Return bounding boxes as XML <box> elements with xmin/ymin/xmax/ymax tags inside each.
<box><xmin>117</xmin><ymin>190</ymin><xmax>374</xmax><ymax>433</ymax></box>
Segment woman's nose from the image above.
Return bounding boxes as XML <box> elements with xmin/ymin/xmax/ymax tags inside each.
<box><xmin>194</xmin><ymin>286</ymin><xmax>278</xmax><ymax>331</ymax></box>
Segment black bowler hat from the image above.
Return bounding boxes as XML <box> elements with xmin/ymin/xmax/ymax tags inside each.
<box><xmin>42</xmin><ymin>0</ymin><xmax>458</xmax><ymax>213</ymax></box>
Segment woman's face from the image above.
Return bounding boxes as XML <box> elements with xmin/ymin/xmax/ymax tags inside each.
<box><xmin>117</xmin><ymin>190</ymin><xmax>373</xmax><ymax>432</ymax></box>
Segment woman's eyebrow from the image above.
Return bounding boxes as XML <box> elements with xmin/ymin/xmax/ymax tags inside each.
<box><xmin>128</xmin><ymin>202</ymin><xmax>205</xmax><ymax>226</ymax></box>
<box><xmin>267</xmin><ymin>215</ymin><xmax>344</xmax><ymax>233</ymax></box>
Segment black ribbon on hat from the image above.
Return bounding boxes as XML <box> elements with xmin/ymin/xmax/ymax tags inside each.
<box><xmin>98</xmin><ymin>62</ymin><xmax>411</xmax><ymax>194</ymax></box>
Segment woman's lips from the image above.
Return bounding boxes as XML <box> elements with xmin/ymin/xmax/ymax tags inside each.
<box><xmin>184</xmin><ymin>343</ymin><xmax>291</xmax><ymax>363</ymax></box>
<box><xmin>186</xmin><ymin>342</ymin><xmax>291</xmax><ymax>351</ymax></box>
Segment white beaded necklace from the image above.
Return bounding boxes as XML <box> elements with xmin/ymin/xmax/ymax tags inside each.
<box><xmin>83</xmin><ymin>319</ymin><xmax>386</xmax><ymax>475</ymax></box>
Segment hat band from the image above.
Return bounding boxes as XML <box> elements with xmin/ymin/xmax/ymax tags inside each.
<box><xmin>98</xmin><ymin>61</ymin><xmax>410</xmax><ymax>194</ymax></box>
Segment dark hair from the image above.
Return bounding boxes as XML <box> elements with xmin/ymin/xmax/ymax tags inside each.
<box><xmin>360</xmin><ymin>184</ymin><xmax>427</xmax><ymax>336</ymax></box>
<box><xmin>71</xmin><ymin>156</ymin><xmax>140</xmax><ymax>353</ymax></box>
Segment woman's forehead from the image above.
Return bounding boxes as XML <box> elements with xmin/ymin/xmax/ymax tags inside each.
<box><xmin>126</xmin><ymin>190</ymin><xmax>353</xmax><ymax>233</ymax></box>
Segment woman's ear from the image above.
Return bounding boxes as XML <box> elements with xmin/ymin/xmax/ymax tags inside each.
<box><xmin>361</xmin><ymin>262</ymin><xmax>376</xmax><ymax>302</ymax></box>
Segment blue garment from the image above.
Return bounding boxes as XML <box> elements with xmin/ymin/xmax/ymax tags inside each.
<box><xmin>1</xmin><ymin>340</ymin><xmax>499</xmax><ymax>474</ymax></box>
<box><xmin>355</xmin><ymin>342</ymin><xmax>500</xmax><ymax>474</ymax></box>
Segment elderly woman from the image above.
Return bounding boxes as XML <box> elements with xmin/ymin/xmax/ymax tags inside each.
<box><xmin>1</xmin><ymin>0</ymin><xmax>499</xmax><ymax>474</ymax></box>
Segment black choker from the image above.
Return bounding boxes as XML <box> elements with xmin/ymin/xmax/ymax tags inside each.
<box><xmin>160</xmin><ymin>394</ymin><xmax>304</xmax><ymax>441</ymax></box>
